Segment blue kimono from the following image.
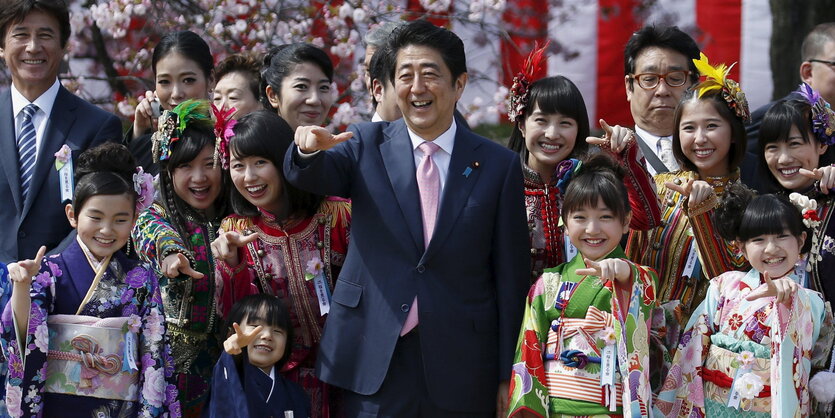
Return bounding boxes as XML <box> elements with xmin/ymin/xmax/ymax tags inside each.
<box><xmin>207</xmin><ymin>352</ymin><xmax>310</xmax><ymax>418</ymax></box>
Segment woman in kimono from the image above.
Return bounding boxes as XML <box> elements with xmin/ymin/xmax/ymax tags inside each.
<box><xmin>627</xmin><ymin>53</ymin><xmax>752</xmax><ymax>339</ymax></box>
<box><xmin>210</xmin><ymin>110</ymin><xmax>350</xmax><ymax>418</ymax></box>
<box><xmin>506</xmin><ymin>43</ymin><xmax>661</xmax><ymax>281</ymax></box>
<box><xmin>3</xmin><ymin>143</ymin><xmax>179</xmax><ymax>417</ymax></box>
<box><xmin>131</xmin><ymin>99</ymin><xmax>231</xmax><ymax>416</ymax></box>
<box><xmin>508</xmin><ymin>153</ymin><xmax>657</xmax><ymax>417</ymax></box>
<box><xmin>654</xmin><ymin>184</ymin><xmax>833</xmax><ymax>417</ymax></box>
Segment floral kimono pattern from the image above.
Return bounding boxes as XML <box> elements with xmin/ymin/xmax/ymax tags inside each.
<box><xmin>508</xmin><ymin>248</ymin><xmax>657</xmax><ymax>417</ymax></box>
<box><xmin>214</xmin><ymin>199</ymin><xmax>350</xmax><ymax>418</ymax></box>
<box><xmin>654</xmin><ymin>269</ymin><xmax>832</xmax><ymax>417</ymax></box>
<box><xmin>133</xmin><ymin>203</ymin><xmax>223</xmax><ymax>417</ymax></box>
<box><xmin>0</xmin><ymin>240</ymin><xmax>180</xmax><ymax>418</ymax></box>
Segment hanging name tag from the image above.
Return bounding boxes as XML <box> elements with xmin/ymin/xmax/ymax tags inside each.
<box><xmin>59</xmin><ymin>158</ymin><xmax>74</xmax><ymax>204</ymax></box>
<box><xmin>794</xmin><ymin>256</ymin><xmax>809</xmax><ymax>287</ymax></box>
<box><xmin>682</xmin><ymin>240</ymin><xmax>699</xmax><ymax>279</ymax></box>
<box><xmin>564</xmin><ymin>235</ymin><xmax>578</xmax><ymax>262</ymax></box>
<box><xmin>600</xmin><ymin>344</ymin><xmax>616</xmax><ymax>387</ymax></box>
<box><xmin>727</xmin><ymin>366</ymin><xmax>750</xmax><ymax>409</ymax></box>
<box><xmin>284</xmin><ymin>411</ymin><xmax>295</xmax><ymax>418</ymax></box>
<box><xmin>313</xmin><ymin>273</ymin><xmax>331</xmax><ymax>316</ymax></box>
<box><xmin>123</xmin><ymin>331</ymin><xmax>139</xmax><ymax>371</ymax></box>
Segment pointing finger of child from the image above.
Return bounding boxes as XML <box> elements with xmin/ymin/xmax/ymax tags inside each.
<box><xmin>745</xmin><ymin>271</ymin><xmax>774</xmax><ymax>301</ymax></box>
<box><xmin>575</xmin><ymin>257</ymin><xmax>601</xmax><ymax>276</ymax></box>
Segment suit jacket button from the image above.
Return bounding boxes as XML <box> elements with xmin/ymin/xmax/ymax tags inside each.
<box><xmin>416</xmin><ymin>265</ymin><xmax>425</xmax><ymax>273</ymax></box>
<box><xmin>401</xmin><ymin>304</ymin><xmax>410</xmax><ymax>312</ymax></box>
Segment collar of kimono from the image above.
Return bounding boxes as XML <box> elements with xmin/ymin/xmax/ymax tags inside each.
<box><xmin>74</xmin><ymin>235</ymin><xmax>113</xmax><ymax>315</ymax></box>
<box><xmin>560</xmin><ymin>246</ymin><xmax>626</xmax><ymax>318</ymax></box>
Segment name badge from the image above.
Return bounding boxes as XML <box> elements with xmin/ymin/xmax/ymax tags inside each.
<box><xmin>59</xmin><ymin>158</ymin><xmax>74</xmax><ymax>203</ymax></box>
<box><xmin>564</xmin><ymin>235</ymin><xmax>578</xmax><ymax>262</ymax></box>
<box><xmin>682</xmin><ymin>239</ymin><xmax>700</xmax><ymax>279</ymax></box>
<box><xmin>727</xmin><ymin>365</ymin><xmax>751</xmax><ymax>409</ymax></box>
<box><xmin>313</xmin><ymin>273</ymin><xmax>331</xmax><ymax>316</ymax></box>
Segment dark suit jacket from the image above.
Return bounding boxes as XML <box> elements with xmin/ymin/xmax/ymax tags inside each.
<box><xmin>284</xmin><ymin>119</ymin><xmax>530</xmax><ymax>412</ymax></box>
<box><xmin>0</xmin><ymin>86</ymin><xmax>122</xmax><ymax>263</ymax></box>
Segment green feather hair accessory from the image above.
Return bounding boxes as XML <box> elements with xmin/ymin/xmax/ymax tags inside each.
<box><xmin>152</xmin><ymin>99</ymin><xmax>212</xmax><ymax>162</ymax></box>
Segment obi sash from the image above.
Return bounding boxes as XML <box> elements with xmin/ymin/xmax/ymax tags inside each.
<box><xmin>45</xmin><ymin>315</ymin><xmax>139</xmax><ymax>401</ymax></box>
<box><xmin>544</xmin><ymin>305</ymin><xmax>623</xmax><ymax>407</ymax></box>
<box><xmin>703</xmin><ymin>344</ymin><xmax>772</xmax><ymax>413</ymax></box>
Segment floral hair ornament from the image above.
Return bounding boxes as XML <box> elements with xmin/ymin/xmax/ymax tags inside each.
<box><xmin>555</xmin><ymin>158</ymin><xmax>582</xmax><ymax>195</ymax></box>
<box><xmin>789</xmin><ymin>192</ymin><xmax>822</xmax><ymax>268</ymax></box>
<box><xmin>151</xmin><ymin>99</ymin><xmax>211</xmax><ymax>162</ymax></box>
<box><xmin>797</xmin><ymin>82</ymin><xmax>835</xmax><ymax>146</ymax></box>
<box><xmin>133</xmin><ymin>167</ymin><xmax>155</xmax><ymax>213</ymax></box>
<box><xmin>692</xmin><ymin>52</ymin><xmax>751</xmax><ymax>123</ymax></box>
<box><xmin>211</xmin><ymin>104</ymin><xmax>237</xmax><ymax>169</ymax></box>
<box><xmin>507</xmin><ymin>40</ymin><xmax>550</xmax><ymax>124</ymax></box>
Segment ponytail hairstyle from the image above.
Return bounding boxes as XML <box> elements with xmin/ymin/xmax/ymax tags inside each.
<box><xmin>713</xmin><ymin>183</ymin><xmax>811</xmax><ymax>252</ymax></box>
<box><xmin>561</xmin><ymin>153</ymin><xmax>630</xmax><ymax>223</ymax></box>
<box><xmin>73</xmin><ymin>143</ymin><xmax>140</xmax><ymax>215</ymax></box>
<box><xmin>228</xmin><ymin>110</ymin><xmax>323</xmax><ymax>219</ymax></box>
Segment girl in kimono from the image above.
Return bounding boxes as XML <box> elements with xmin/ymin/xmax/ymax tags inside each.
<box><xmin>654</xmin><ymin>184</ymin><xmax>833</xmax><ymax>417</ymax></box>
<box><xmin>506</xmin><ymin>42</ymin><xmax>660</xmax><ymax>280</ymax></box>
<box><xmin>210</xmin><ymin>110</ymin><xmax>350</xmax><ymax>418</ymax></box>
<box><xmin>207</xmin><ymin>294</ymin><xmax>310</xmax><ymax>418</ymax></box>
<box><xmin>132</xmin><ymin>99</ymin><xmax>231</xmax><ymax>416</ymax></box>
<box><xmin>3</xmin><ymin>143</ymin><xmax>180</xmax><ymax>417</ymax></box>
<box><xmin>508</xmin><ymin>153</ymin><xmax>657</xmax><ymax>417</ymax></box>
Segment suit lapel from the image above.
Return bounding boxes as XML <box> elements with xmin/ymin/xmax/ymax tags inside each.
<box><xmin>423</xmin><ymin>129</ymin><xmax>481</xmax><ymax>260</ymax></box>
<box><xmin>22</xmin><ymin>86</ymin><xmax>76</xmax><ymax>219</ymax></box>
<box><xmin>379</xmin><ymin>120</ymin><xmax>424</xmax><ymax>253</ymax></box>
<box><xmin>0</xmin><ymin>90</ymin><xmax>23</xmax><ymax>212</ymax></box>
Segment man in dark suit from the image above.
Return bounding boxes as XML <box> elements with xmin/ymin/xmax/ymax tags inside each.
<box><xmin>285</xmin><ymin>20</ymin><xmax>530</xmax><ymax>417</ymax></box>
<box><xmin>0</xmin><ymin>0</ymin><xmax>122</xmax><ymax>263</ymax></box>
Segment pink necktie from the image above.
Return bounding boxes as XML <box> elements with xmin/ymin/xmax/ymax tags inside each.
<box><xmin>401</xmin><ymin>141</ymin><xmax>440</xmax><ymax>336</ymax></box>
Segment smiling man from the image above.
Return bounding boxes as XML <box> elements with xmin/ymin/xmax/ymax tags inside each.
<box><xmin>0</xmin><ymin>0</ymin><xmax>122</xmax><ymax>264</ymax></box>
<box><xmin>624</xmin><ymin>25</ymin><xmax>701</xmax><ymax>175</ymax></box>
<box><xmin>284</xmin><ymin>19</ymin><xmax>530</xmax><ymax>417</ymax></box>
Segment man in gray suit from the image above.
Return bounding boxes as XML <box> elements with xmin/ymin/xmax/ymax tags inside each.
<box><xmin>0</xmin><ymin>0</ymin><xmax>122</xmax><ymax>263</ymax></box>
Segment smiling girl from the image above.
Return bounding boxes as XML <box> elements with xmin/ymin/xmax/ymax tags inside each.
<box><xmin>654</xmin><ymin>184</ymin><xmax>833</xmax><ymax>417</ymax></box>
<box><xmin>508</xmin><ymin>153</ymin><xmax>657</xmax><ymax>417</ymax></box>
<box><xmin>210</xmin><ymin>110</ymin><xmax>350</xmax><ymax>418</ymax></box>
<box><xmin>507</xmin><ymin>44</ymin><xmax>660</xmax><ymax>280</ymax></box>
<box><xmin>3</xmin><ymin>143</ymin><xmax>179</xmax><ymax>417</ymax></box>
<box><xmin>131</xmin><ymin>99</ymin><xmax>231</xmax><ymax>416</ymax></box>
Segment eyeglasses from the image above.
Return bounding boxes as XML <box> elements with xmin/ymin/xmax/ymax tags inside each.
<box><xmin>809</xmin><ymin>59</ymin><xmax>835</xmax><ymax>68</ymax></box>
<box><xmin>630</xmin><ymin>70</ymin><xmax>691</xmax><ymax>89</ymax></box>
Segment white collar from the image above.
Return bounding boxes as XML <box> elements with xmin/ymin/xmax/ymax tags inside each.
<box><xmin>11</xmin><ymin>79</ymin><xmax>60</xmax><ymax>119</ymax></box>
<box><xmin>371</xmin><ymin>111</ymin><xmax>383</xmax><ymax>122</ymax></box>
<box><xmin>76</xmin><ymin>235</ymin><xmax>106</xmax><ymax>271</ymax></box>
<box><xmin>408</xmin><ymin>119</ymin><xmax>457</xmax><ymax>155</ymax></box>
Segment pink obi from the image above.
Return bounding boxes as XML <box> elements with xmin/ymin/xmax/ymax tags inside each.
<box><xmin>45</xmin><ymin>315</ymin><xmax>139</xmax><ymax>401</ymax></box>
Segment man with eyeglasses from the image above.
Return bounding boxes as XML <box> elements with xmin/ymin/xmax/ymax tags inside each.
<box><xmin>623</xmin><ymin>25</ymin><xmax>701</xmax><ymax>175</ymax></box>
<box><xmin>744</xmin><ymin>22</ymin><xmax>835</xmax><ymax>192</ymax></box>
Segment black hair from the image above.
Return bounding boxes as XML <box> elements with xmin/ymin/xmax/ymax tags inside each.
<box><xmin>561</xmin><ymin>153</ymin><xmax>631</xmax><ymax>222</ymax></box>
<box><xmin>672</xmin><ymin>88</ymin><xmax>748</xmax><ymax>174</ymax></box>
<box><xmin>507</xmin><ymin>76</ymin><xmax>591</xmax><ymax>162</ymax></box>
<box><xmin>152</xmin><ymin>30</ymin><xmax>214</xmax><ymax>79</ymax></box>
<box><xmin>214</xmin><ymin>52</ymin><xmax>263</xmax><ymax>104</ymax></box>
<box><xmin>385</xmin><ymin>19</ymin><xmax>467</xmax><ymax>86</ymax></box>
<box><xmin>260</xmin><ymin>43</ymin><xmax>334</xmax><ymax>110</ymax></box>
<box><xmin>229</xmin><ymin>110</ymin><xmax>324</xmax><ymax>219</ymax></box>
<box><xmin>713</xmin><ymin>183</ymin><xmax>811</xmax><ymax>253</ymax></box>
<box><xmin>0</xmin><ymin>0</ymin><xmax>70</xmax><ymax>48</ymax></box>
<box><xmin>225</xmin><ymin>294</ymin><xmax>293</xmax><ymax>371</ymax></box>
<box><xmin>157</xmin><ymin>122</ymin><xmax>230</xmax><ymax>246</ymax></box>
<box><xmin>623</xmin><ymin>25</ymin><xmax>700</xmax><ymax>91</ymax></box>
<box><xmin>72</xmin><ymin>143</ymin><xmax>138</xmax><ymax>214</ymax></box>
<box><xmin>368</xmin><ymin>46</ymin><xmax>395</xmax><ymax>108</ymax></box>
<box><xmin>757</xmin><ymin>99</ymin><xmax>819</xmax><ymax>189</ymax></box>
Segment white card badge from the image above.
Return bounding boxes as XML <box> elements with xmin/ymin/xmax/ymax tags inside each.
<box><xmin>727</xmin><ymin>366</ymin><xmax>751</xmax><ymax>409</ymax></box>
<box><xmin>600</xmin><ymin>344</ymin><xmax>616</xmax><ymax>386</ymax></box>
<box><xmin>59</xmin><ymin>158</ymin><xmax>74</xmax><ymax>203</ymax></box>
<box><xmin>313</xmin><ymin>273</ymin><xmax>331</xmax><ymax>316</ymax></box>
<box><xmin>682</xmin><ymin>240</ymin><xmax>699</xmax><ymax>279</ymax></box>
<box><xmin>564</xmin><ymin>235</ymin><xmax>578</xmax><ymax>261</ymax></box>
<box><xmin>123</xmin><ymin>331</ymin><xmax>139</xmax><ymax>371</ymax></box>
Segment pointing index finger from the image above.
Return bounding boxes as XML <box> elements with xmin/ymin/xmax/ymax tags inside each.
<box><xmin>34</xmin><ymin>246</ymin><xmax>46</xmax><ymax>265</ymax></box>
<box><xmin>599</xmin><ymin>119</ymin><xmax>613</xmax><ymax>136</ymax></box>
<box><xmin>798</xmin><ymin>168</ymin><xmax>821</xmax><ymax>179</ymax></box>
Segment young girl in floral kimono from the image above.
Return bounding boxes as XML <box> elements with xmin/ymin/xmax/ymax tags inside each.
<box><xmin>507</xmin><ymin>153</ymin><xmax>657</xmax><ymax>417</ymax></box>
<box><xmin>3</xmin><ymin>143</ymin><xmax>180</xmax><ymax>418</ymax></box>
<box><xmin>210</xmin><ymin>110</ymin><xmax>350</xmax><ymax>417</ymax></box>
<box><xmin>654</xmin><ymin>184</ymin><xmax>833</xmax><ymax>417</ymax></box>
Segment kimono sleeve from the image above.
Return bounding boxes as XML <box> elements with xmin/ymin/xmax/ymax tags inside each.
<box><xmin>686</xmin><ymin>196</ymin><xmax>749</xmax><ymax>279</ymax></box>
<box><xmin>608</xmin><ymin>140</ymin><xmax>662</xmax><ymax>231</ymax></box>
<box><xmin>508</xmin><ymin>279</ymin><xmax>552</xmax><ymax>418</ymax></box>
<box><xmin>1</xmin><ymin>258</ymin><xmax>56</xmax><ymax>418</ymax></box>
<box><xmin>131</xmin><ymin>203</ymin><xmax>191</xmax><ymax>276</ymax></box>
<box><xmin>214</xmin><ymin>218</ymin><xmax>259</xmax><ymax>319</ymax></box>
<box><xmin>134</xmin><ymin>266</ymin><xmax>181</xmax><ymax>417</ymax></box>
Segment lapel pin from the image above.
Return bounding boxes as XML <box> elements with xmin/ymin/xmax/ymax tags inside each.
<box><xmin>462</xmin><ymin>161</ymin><xmax>480</xmax><ymax>178</ymax></box>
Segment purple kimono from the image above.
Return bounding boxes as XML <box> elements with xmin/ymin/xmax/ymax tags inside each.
<box><xmin>1</xmin><ymin>240</ymin><xmax>181</xmax><ymax>417</ymax></box>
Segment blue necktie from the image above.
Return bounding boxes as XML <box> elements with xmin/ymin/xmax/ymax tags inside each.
<box><xmin>17</xmin><ymin>104</ymin><xmax>39</xmax><ymax>201</ymax></box>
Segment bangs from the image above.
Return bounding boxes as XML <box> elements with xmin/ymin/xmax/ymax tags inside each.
<box><xmin>561</xmin><ymin>171</ymin><xmax>629</xmax><ymax>221</ymax></box>
<box><xmin>758</xmin><ymin>99</ymin><xmax>814</xmax><ymax>147</ymax></box>
<box><xmin>166</xmin><ymin>125</ymin><xmax>215</xmax><ymax>168</ymax></box>
<box><xmin>230</xmin><ymin>110</ymin><xmax>293</xmax><ymax>168</ymax></box>
<box><xmin>526</xmin><ymin>76</ymin><xmax>591</xmax><ymax>156</ymax></box>
<box><xmin>736</xmin><ymin>195</ymin><xmax>810</xmax><ymax>252</ymax></box>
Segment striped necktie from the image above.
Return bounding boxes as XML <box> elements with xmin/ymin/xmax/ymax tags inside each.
<box><xmin>17</xmin><ymin>104</ymin><xmax>39</xmax><ymax>201</ymax></box>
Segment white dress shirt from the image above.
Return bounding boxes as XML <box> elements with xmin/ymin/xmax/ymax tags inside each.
<box><xmin>407</xmin><ymin>120</ymin><xmax>456</xmax><ymax>193</ymax></box>
<box><xmin>11</xmin><ymin>79</ymin><xmax>61</xmax><ymax>162</ymax></box>
<box><xmin>635</xmin><ymin>125</ymin><xmax>678</xmax><ymax>175</ymax></box>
